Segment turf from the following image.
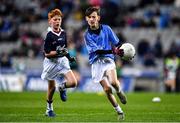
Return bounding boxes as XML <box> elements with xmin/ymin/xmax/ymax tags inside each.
<box><xmin>0</xmin><ymin>92</ymin><xmax>180</xmax><ymax>122</ymax></box>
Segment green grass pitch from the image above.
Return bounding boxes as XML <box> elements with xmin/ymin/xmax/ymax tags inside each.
<box><xmin>0</xmin><ymin>92</ymin><xmax>180</xmax><ymax>122</ymax></box>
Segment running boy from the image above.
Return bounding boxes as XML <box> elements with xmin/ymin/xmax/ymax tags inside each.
<box><xmin>84</xmin><ymin>6</ymin><xmax>127</xmax><ymax>120</ymax></box>
<box><xmin>41</xmin><ymin>8</ymin><xmax>77</xmax><ymax>117</ymax></box>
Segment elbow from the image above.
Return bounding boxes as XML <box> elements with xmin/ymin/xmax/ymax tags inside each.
<box><xmin>44</xmin><ymin>53</ymin><xmax>52</xmax><ymax>58</ymax></box>
<box><xmin>44</xmin><ymin>53</ymin><xmax>49</xmax><ymax>58</ymax></box>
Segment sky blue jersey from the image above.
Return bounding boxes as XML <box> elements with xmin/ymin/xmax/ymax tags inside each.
<box><xmin>84</xmin><ymin>24</ymin><xmax>120</xmax><ymax>64</ymax></box>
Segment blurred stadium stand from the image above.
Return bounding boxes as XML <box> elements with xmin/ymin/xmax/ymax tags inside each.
<box><xmin>0</xmin><ymin>0</ymin><xmax>180</xmax><ymax>92</ymax></box>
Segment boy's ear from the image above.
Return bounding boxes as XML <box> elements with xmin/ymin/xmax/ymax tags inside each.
<box><xmin>48</xmin><ymin>19</ymin><xmax>51</xmax><ymax>25</ymax></box>
<box><xmin>98</xmin><ymin>16</ymin><xmax>100</xmax><ymax>21</ymax></box>
<box><xmin>85</xmin><ymin>16</ymin><xmax>88</xmax><ymax>21</ymax></box>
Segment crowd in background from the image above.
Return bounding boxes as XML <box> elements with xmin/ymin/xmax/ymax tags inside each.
<box><xmin>0</xmin><ymin>0</ymin><xmax>180</xmax><ymax>55</ymax></box>
<box><xmin>0</xmin><ymin>0</ymin><xmax>180</xmax><ymax>92</ymax></box>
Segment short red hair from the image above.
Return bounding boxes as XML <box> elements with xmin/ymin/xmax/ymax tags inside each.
<box><xmin>48</xmin><ymin>9</ymin><xmax>63</xmax><ymax>21</ymax></box>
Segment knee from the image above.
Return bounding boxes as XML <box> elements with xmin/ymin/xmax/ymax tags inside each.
<box><xmin>70</xmin><ymin>79</ymin><xmax>78</xmax><ymax>87</ymax></box>
<box><xmin>111</xmin><ymin>81</ymin><xmax>116</xmax><ymax>87</ymax></box>
<box><xmin>103</xmin><ymin>86</ymin><xmax>112</xmax><ymax>94</ymax></box>
<box><xmin>111</xmin><ymin>82</ymin><xmax>118</xmax><ymax>88</ymax></box>
<box><xmin>111</xmin><ymin>80</ymin><xmax>119</xmax><ymax>87</ymax></box>
<box><xmin>73</xmin><ymin>80</ymin><xmax>78</xmax><ymax>87</ymax></box>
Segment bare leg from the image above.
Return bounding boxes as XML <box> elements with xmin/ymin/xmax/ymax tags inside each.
<box><xmin>58</xmin><ymin>70</ymin><xmax>77</xmax><ymax>102</ymax></box>
<box><xmin>45</xmin><ymin>80</ymin><xmax>56</xmax><ymax>117</ymax></box>
<box><xmin>165</xmin><ymin>79</ymin><xmax>176</xmax><ymax>92</ymax></box>
<box><xmin>100</xmin><ymin>79</ymin><xmax>124</xmax><ymax>120</ymax></box>
<box><xmin>100</xmin><ymin>79</ymin><xmax>118</xmax><ymax>107</ymax></box>
<box><xmin>47</xmin><ymin>80</ymin><xmax>56</xmax><ymax>101</ymax></box>
<box><xmin>64</xmin><ymin>70</ymin><xmax>77</xmax><ymax>88</ymax></box>
<box><xmin>106</xmin><ymin>69</ymin><xmax>127</xmax><ymax>104</ymax></box>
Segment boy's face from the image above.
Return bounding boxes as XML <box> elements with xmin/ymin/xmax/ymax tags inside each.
<box><xmin>49</xmin><ymin>15</ymin><xmax>62</xmax><ymax>30</ymax></box>
<box><xmin>86</xmin><ymin>12</ymin><xmax>100</xmax><ymax>28</ymax></box>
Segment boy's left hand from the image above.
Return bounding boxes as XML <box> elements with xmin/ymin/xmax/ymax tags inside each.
<box><xmin>112</xmin><ymin>47</ymin><xmax>124</xmax><ymax>57</ymax></box>
<box><xmin>56</xmin><ymin>46</ymin><xmax>68</xmax><ymax>57</ymax></box>
<box><xmin>68</xmin><ymin>57</ymin><xmax>76</xmax><ymax>62</ymax></box>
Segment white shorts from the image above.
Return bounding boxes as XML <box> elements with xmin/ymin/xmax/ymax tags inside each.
<box><xmin>91</xmin><ymin>57</ymin><xmax>116</xmax><ymax>83</ymax></box>
<box><xmin>41</xmin><ymin>57</ymin><xmax>71</xmax><ymax>81</ymax></box>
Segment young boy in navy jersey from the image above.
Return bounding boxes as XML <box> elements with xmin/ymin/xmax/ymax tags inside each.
<box><xmin>84</xmin><ymin>7</ymin><xmax>127</xmax><ymax>120</ymax></box>
<box><xmin>41</xmin><ymin>9</ymin><xmax>77</xmax><ymax>117</ymax></box>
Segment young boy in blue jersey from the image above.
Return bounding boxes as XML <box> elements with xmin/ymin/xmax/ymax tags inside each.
<box><xmin>41</xmin><ymin>9</ymin><xmax>77</xmax><ymax>117</ymax></box>
<box><xmin>84</xmin><ymin>7</ymin><xmax>127</xmax><ymax>120</ymax></box>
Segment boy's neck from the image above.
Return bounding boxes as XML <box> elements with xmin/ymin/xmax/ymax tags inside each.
<box><xmin>90</xmin><ymin>24</ymin><xmax>100</xmax><ymax>30</ymax></box>
<box><xmin>88</xmin><ymin>24</ymin><xmax>101</xmax><ymax>35</ymax></box>
<box><xmin>53</xmin><ymin>28</ymin><xmax>60</xmax><ymax>33</ymax></box>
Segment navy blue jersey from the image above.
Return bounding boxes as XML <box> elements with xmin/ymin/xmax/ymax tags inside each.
<box><xmin>84</xmin><ymin>24</ymin><xmax>121</xmax><ymax>64</ymax></box>
<box><xmin>44</xmin><ymin>28</ymin><xmax>67</xmax><ymax>54</ymax></box>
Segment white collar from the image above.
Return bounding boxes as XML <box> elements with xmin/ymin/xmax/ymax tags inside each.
<box><xmin>47</xmin><ymin>27</ymin><xmax>64</xmax><ymax>36</ymax></box>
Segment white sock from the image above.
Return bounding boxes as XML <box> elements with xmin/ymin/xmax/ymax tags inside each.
<box><xmin>114</xmin><ymin>105</ymin><xmax>123</xmax><ymax>114</ymax></box>
<box><xmin>47</xmin><ymin>100</ymin><xmax>53</xmax><ymax>111</ymax></box>
<box><xmin>58</xmin><ymin>76</ymin><xmax>66</xmax><ymax>89</ymax></box>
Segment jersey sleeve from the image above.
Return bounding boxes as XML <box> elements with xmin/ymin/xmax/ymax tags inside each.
<box><xmin>44</xmin><ymin>33</ymin><xmax>52</xmax><ymax>54</ymax></box>
<box><xmin>107</xmin><ymin>25</ymin><xmax>120</xmax><ymax>46</ymax></box>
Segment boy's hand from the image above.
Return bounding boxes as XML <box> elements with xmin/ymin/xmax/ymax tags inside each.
<box><xmin>56</xmin><ymin>45</ymin><xmax>68</xmax><ymax>57</ymax></box>
<box><xmin>68</xmin><ymin>57</ymin><xmax>76</xmax><ymax>63</ymax></box>
<box><xmin>112</xmin><ymin>47</ymin><xmax>124</xmax><ymax>57</ymax></box>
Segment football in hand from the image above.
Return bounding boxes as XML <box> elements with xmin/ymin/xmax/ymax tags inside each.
<box><xmin>119</xmin><ymin>43</ymin><xmax>136</xmax><ymax>61</ymax></box>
